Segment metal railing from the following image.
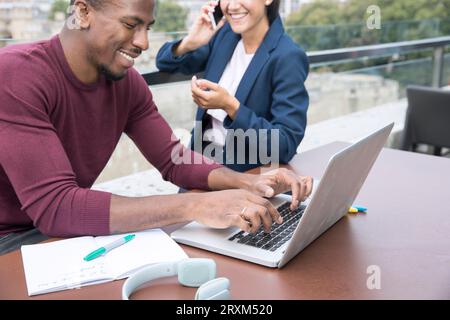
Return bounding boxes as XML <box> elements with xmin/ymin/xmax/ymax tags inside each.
<box><xmin>142</xmin><ymin>36</ymin><xmax>450</xmax><ymax>88</ymax></box>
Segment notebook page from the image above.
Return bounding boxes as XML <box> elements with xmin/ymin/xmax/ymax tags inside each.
<box><xmin>94</xmin><ymin>229</ymin><xmax>188</xmax><ymax>279</ymax></box>
<box><xmin>21</xmin><ymin>237</ymin><xmax>111</xmax><ymax>296</ymax></box>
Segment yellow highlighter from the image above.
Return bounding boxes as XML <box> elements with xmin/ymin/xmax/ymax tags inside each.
<box><xmin>348</xmin><ymin>206</ymin><xmax>368</xmax><ymax>213</ymax></box>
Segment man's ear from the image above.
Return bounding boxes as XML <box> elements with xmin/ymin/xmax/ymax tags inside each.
<box><xmin>72</xmin><ymin>0</ymin><xmax>91</xmax><ymax>30</ymax></box>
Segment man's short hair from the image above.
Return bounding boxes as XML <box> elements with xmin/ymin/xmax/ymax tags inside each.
<box><xmin>70</xmin><ymin>0</ymin><xmax>107</xmax><ymax>9</ymax></box>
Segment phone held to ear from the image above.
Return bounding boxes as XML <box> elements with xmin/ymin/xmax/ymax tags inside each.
<box><xmin>208</xmin><ymin>1</ymin><xmax>224</xmax><ymax>30</ymax></box>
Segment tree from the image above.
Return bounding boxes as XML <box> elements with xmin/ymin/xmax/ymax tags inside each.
<box><xmin>49</xmin><ymin>0</ymin><xmax>70</xmax><ymax>21</ymax></box>
<box><xmin>285</xmin><ymin>0</ymin><xmax>450</xmax><ymax>50</ymax></box>
<box><xmin>153</xmin><ymin>0</ymin><xmax>188</xmax><ymax>34</ymax></box>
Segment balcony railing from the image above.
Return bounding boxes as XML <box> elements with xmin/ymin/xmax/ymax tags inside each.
<box><xmin>142</xmin><ymin>36</ymin><xmax>450</xmax><ymax>88</ymax></box>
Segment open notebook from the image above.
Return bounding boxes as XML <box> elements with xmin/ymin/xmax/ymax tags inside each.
<box><xmin>21</xmin><ymin>229</ymin><xmax>188</xmax><ymax>296</ymax></box>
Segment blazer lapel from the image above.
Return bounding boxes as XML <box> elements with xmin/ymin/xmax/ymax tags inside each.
<box><xmin>197</xmin><ymin>30</ymin><xmax>240</xmax><ymax>121</ymax></box>
<box><xmin>235</xmin><ymin>17</ymin><xmax>284</xmax><ymax>104</ymax></box>
<box><xmin>234</xmin><ymin>47</ymin><xmax>270</xmax><ymax>105</ymax></box>
<box><xmin>206</xmin><ymin>32</ymin><xmax>241</xmax><ymax>83</ymax></box>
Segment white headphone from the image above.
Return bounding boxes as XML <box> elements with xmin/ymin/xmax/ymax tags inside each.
<box><xmin>122</xmin><ymin>258</ymin><xmax>231</xmax><ymax>300</ymax></box>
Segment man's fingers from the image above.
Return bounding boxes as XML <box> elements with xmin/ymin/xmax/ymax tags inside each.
<box><xmin>247</xmin><ymin>193</ymin><xmax>282</xmax><ymax>225</ymax></box>
<box><xmin>254</xmin><ymin>182</ymin><xmax>274</xmax><ymax>198</ymax></box>
<box><xmin>301</xmin><ymin>177</ymin><xmax>311</xmax><ymax>201</ymax></box>
<box><xmin>253</xmin><ymin>204</ymin><xmax>273</xmax><ymax>233</ymax></box>
<box><xmin>300</xmin><ymin>176</ymin><xmax>313</xmax><ymax>201</ymax></box>
<box><xmin>276</xmin><ymin>171</ymin><xmax>313</xmax><ymax>208</ymax></box>
<box><xmin>243</xmin><ymin>207</ymin><xmax>262</xmax><ymax>234</ymax></box>
<box><xmin>307</xmin><ymin>177</ymin><xmax>314</xmax><ymax>197</ymax></box>
<box><xmin>289</xmin><ymin>176</ymin><xmax>301</xmax><ymax>210</ymax></box>
<box><xmin>230</xmin><ymin>214</ymin><xmax>252</xmax><ymax>233</ymax></box>
<box><xmin>300</xmin><ymin>179</ymin><xmax>308</xmax><ymax>202</ymax></box>
<box><xmin>265</xmin><ymin>187</ymin><xmax>275</xmax><ymax>198</ymax></box>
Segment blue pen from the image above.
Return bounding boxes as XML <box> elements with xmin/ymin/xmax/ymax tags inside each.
<box><xmin>354</xmin><ymin>206</ymin><xmax>367</xmax><ymax>212</ymax></box>
<box><xmin>83</xmin><ymin>234</ymin><xmax>135</xmax><ymax>261</ymax></box>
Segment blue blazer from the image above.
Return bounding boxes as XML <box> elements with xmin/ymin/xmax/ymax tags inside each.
<box><xmin>156</xmin><ymin>17</ymin><xmax>309</xmax><ymax>172</ymax></box>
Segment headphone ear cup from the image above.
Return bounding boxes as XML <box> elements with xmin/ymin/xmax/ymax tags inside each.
<box><xmin>195</xmin><ymin>277</ymin><xmax>231</xmax><ymax>300</ymax></box>
<box><xmin>178</xmin><ymin>258</ymin><xmax>216</xmax><ymax>287</ymax></box>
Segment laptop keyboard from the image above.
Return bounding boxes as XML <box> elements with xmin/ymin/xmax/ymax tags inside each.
<box><xmin>228</xmin><ymin>202</ymin><xmax>305</xmax><ymax>252</ymax></box>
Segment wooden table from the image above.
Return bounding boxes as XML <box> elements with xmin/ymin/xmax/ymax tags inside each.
<box><xmin>1</xmin><ymin>142</ymin><xmax>449</xmax><ymax>299</ymax></box>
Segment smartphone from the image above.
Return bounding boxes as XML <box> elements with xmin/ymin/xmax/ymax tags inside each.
<box><xmin>208</xmin><ymin>1</ymin><xmax>224</xmax><ymax>30</ymax></box>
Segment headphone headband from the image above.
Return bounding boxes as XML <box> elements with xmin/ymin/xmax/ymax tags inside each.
<box><xmin>122</xmin><ymin>258</ymin><xmax>230</xmax><ymax>300</ymax></box>
<box><xmin>122</xmin><ymin>261</ymin><xmax>177</xmax><ymax>300</ymax></box>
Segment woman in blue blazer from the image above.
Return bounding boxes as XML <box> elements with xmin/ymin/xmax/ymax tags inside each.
<box><xmin>156</xmin><ymin>0</ymin><xmax>309</xmax><ymax>172</ymax></box>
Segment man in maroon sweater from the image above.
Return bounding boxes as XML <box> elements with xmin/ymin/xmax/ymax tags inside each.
<box><xmin>0</xmin><ymin>0</ymin><xmax>312</xmax><ymax>254</ymax></box>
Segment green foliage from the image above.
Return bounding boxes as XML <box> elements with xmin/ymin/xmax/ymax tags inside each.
<box><xmin>49</xmin><ymin>0</ymin><xmax>70</xmax><ymax>21</ymax></box>
<box><xmin>286</xmin><ymin>0</ymin><xmax>450</xmax><ymax>51</ymax></box>
<box><xmin>153</xmin><ymin>0</ymin><xmax>188</xmax><ymax>34</ymax></box>
<box><xmin>284</xmin><ymin>0</ymin><xmax>450</xmax><ymax>87</ymax></box>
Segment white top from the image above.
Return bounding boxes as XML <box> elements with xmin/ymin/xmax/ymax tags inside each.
<box><xmin>204</xmin><ymin>40</ymin><xmax>254</xmax><ymax>147</ymax></box>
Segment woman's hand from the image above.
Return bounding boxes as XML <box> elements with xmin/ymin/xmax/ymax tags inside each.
<box><xmin>191</xmin><ymin>76</ymin><xmax>240</xmax><ymax>119</ymax></box>
<box><xmin>175</xmin><ymin>1</ymin><xmax>226</xmax><ymax>55</ymax></box>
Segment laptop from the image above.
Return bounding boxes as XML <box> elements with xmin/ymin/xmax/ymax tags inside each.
<box><xmin>171</xmin><ymin>123</ymin><xmax>394</xmax><ymax>268</ymax></box>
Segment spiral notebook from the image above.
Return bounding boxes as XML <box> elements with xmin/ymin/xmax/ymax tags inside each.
<box><xmin>21</xmin><ymin>229</ymin><xmax>188</xmax><ymax>296</ymax></box>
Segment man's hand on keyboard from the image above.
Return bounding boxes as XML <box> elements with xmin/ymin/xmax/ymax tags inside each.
<box><xmin>249</xmin><ymin>168</ymin><xmax>313</xmax><ymax>210</ymax></box>
<box><xmin>192</xmin><ymin>190</ymin><xmax>283</xmax><ymax>233</ymax></box>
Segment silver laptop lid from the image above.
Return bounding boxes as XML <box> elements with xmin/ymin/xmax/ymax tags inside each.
<box><xmin>279</xmin><ymin>123</ymin><xmax>394</xmax><ymax>267</ymax></box>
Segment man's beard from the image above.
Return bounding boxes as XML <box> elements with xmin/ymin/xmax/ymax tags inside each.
<box><xmin>98</xmin><ymin>64</ymin><xmax>126</xmax><ymax>82</ymax></box>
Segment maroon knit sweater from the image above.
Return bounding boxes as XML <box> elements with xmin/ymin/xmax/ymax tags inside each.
<box><xmin>0</xmin><ymin>35</ymin><xmax>222</xmax><ymax>237</ymax></box>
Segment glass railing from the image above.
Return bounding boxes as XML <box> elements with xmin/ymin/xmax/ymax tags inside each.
<box><xmin>305</xmin><ymin>47</ymin><xmax>450</xmax><ymax>124</ymax></box>
<box><xmin>144</xmin><ymin>38</ymin><xmax>450</xmax><ymax>127</ymax></box>
<box><xmin>444</xmin><ymin>53</ymin><xmax>450</xmax><ymax>85</ymax></box>
<box><xmin>285</xmin><ymin>18</ymin><xmax>450</xmax><ymax>51</ymax></box>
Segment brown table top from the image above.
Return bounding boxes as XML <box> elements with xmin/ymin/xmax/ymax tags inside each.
<box><xmin>1</xmin><ymin>142</ymin><xmax>449</xmax><ymax>300</ymax></box>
